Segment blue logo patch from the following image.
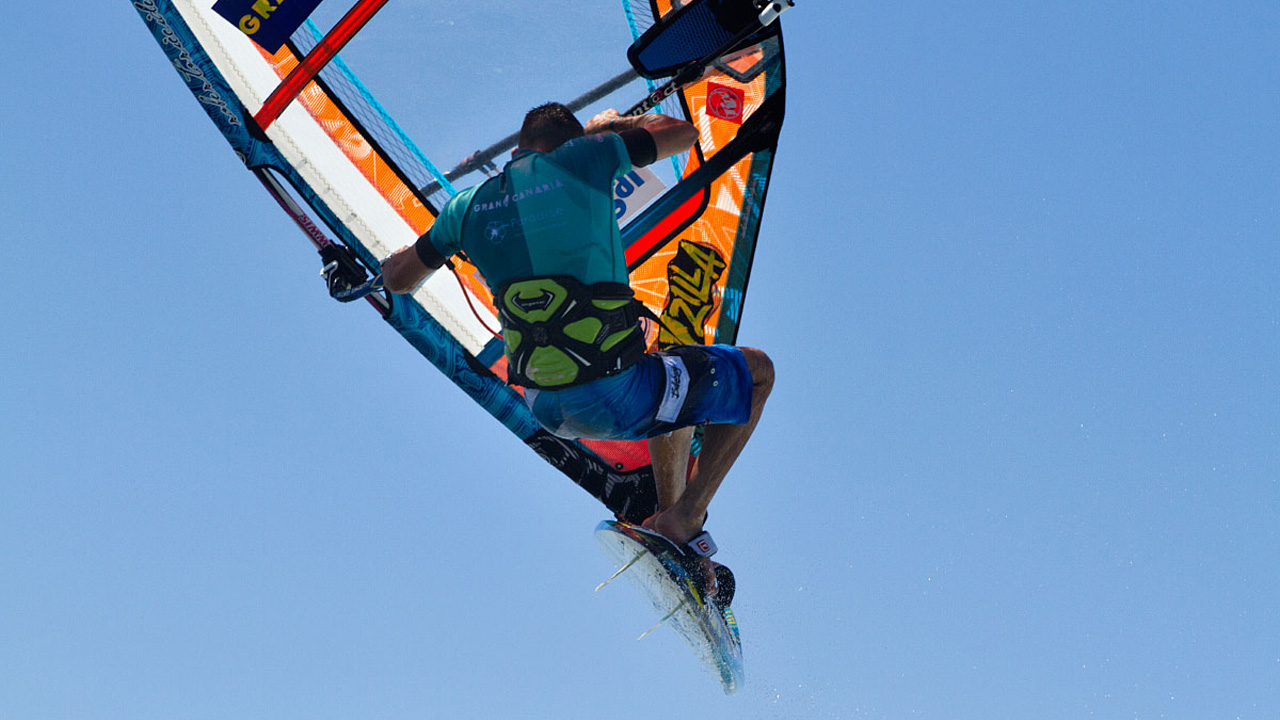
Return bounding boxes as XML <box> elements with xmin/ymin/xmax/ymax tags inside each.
<box><xmin>212</xmin><ymin>0</ymin><xmax>324</xmax><ymax>53</ymax></box>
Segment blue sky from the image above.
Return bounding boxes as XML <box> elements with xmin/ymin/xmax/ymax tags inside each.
<box><xmin>3</xmin><ymin>2</ymin><xmax>1278</xmax><ymax>718</ymax></box>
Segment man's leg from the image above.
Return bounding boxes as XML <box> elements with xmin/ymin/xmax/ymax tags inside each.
<box><xmin>649</xmin><ymin>347</ymin><xmax>774</xmax><ymax>544</ymax></box>
<box><xmin>647</xmin><ymin>426</ymin><xmax>695</xmax><ymax>512</ymax></box>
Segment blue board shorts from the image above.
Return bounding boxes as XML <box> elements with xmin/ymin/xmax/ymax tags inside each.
<box><xmin>524</xmin><ymin>344</ymin><xmax>753</xmax><ymax>441</ymax></box>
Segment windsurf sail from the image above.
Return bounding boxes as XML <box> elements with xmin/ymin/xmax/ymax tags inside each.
<box><xmin>626</xmin><ymin>0</ymin><xmax>786</xmax><ymax>80</ymax></box>
<box><xmin>134</xmin><ymin>0</ymin><xmax>786</xmax><ymax>523</ymax></box>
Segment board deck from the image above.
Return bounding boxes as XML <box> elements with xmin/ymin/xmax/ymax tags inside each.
<box><xmin>594</xmin><ymin>520</ymin><xmax>743</xmax><ymax>693</ymax></box>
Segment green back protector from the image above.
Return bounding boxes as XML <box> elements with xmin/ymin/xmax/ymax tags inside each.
<box><xmin>498</xmin><ymin>275</ymin><xmax>647</xmax><ymax>389</ymax></box>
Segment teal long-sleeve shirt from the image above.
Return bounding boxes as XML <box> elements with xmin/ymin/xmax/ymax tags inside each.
<box><xmin>427</xmin><ymin>133</ymin><xmax>634</xmax><ymax>290</ymax></box>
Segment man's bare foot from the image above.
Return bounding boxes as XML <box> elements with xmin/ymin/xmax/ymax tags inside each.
<box><xmin>643</xmin><ymin>508</ymin><xmax>701</xmax><ymax>544</ymax></box>
<box><xmin>643</xmin><ymin>510</ymin><xmax>719</xmax><ymax>597</ymax></box>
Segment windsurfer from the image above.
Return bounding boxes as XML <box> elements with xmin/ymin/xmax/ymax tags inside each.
<box><xmin>380</xmin><ymin>103</ymin><xmax>773</xmax><ymax>596</ymax></box>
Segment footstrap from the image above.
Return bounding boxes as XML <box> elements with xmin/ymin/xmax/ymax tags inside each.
<box><xmin>686</xmin><ymin>531</ymin><xmax>718</xmax><ymax>558</ymax></box>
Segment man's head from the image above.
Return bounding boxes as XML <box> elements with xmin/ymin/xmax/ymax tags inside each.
<box><xmin>517</xmin><ymin>102</ymin><xmax>585</xmax><ymax>153</ymax></box>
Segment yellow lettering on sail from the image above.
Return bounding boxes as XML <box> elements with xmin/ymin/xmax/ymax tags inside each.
<box><xmin>252</xmin><ymin>0</ymin><xmax>280</xmax><ymax>20</ymax></box>
<box><xmin>658</xmin><ymin>240</ymin><xmax>727</xmax><ymax>348</ymax></box>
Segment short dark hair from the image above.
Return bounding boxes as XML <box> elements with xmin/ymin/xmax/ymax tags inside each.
<box><xmin>518</xmin><ymin>102</ymin><xmax>585</xmax><ymax>152</ymax></box>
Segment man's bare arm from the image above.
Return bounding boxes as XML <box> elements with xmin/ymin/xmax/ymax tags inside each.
<box><xmin>585</xmin><ymin>109</ymin><xmax>697</xmax><ymax>162</ymax></box>
<box><xmin>381</xmin><ymin>243</ymin><xmax>434</xmax><ymax>294</ymax></box>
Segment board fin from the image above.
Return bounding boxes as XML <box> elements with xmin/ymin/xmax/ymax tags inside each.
<box><xmin>595</xmin><ymin>549</ymin><xmax>647</xmax><ymax>592</ymax></box>
<box><xmin>638</xmin><ymin>597</ymin><xmax>689</xmax><ymax>640</ymax></box>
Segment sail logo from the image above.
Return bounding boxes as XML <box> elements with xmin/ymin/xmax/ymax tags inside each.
<box><xmin>212</xmin><ymin>0</ymin><xmax>324</xmax><ymax>53</ymax></box>
<box><xmin>659</xmin><ymin>240</ymin><xmax>727</xmax><ymax>348</ymax></box>
<box><xmin>614</xmin><ymin>166</ymin><xmax>665</xmax><ymax>224</ymax></box>
<box><xmin>706</xmin><ymin>83</ymin><xmax>745</xmax><ymax>124</ymax></box>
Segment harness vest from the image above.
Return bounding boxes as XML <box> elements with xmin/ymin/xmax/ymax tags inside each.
<box><xmin>497</xmin><ymin>275</ymin><xmax>647</xmax><ymax>389</ymax></box>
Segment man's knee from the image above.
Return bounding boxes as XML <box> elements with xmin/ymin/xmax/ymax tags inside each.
<box><xmin>739</xmin><ymin>347</ymin><xmax>774</xmax><ymax>391</ymax></box>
